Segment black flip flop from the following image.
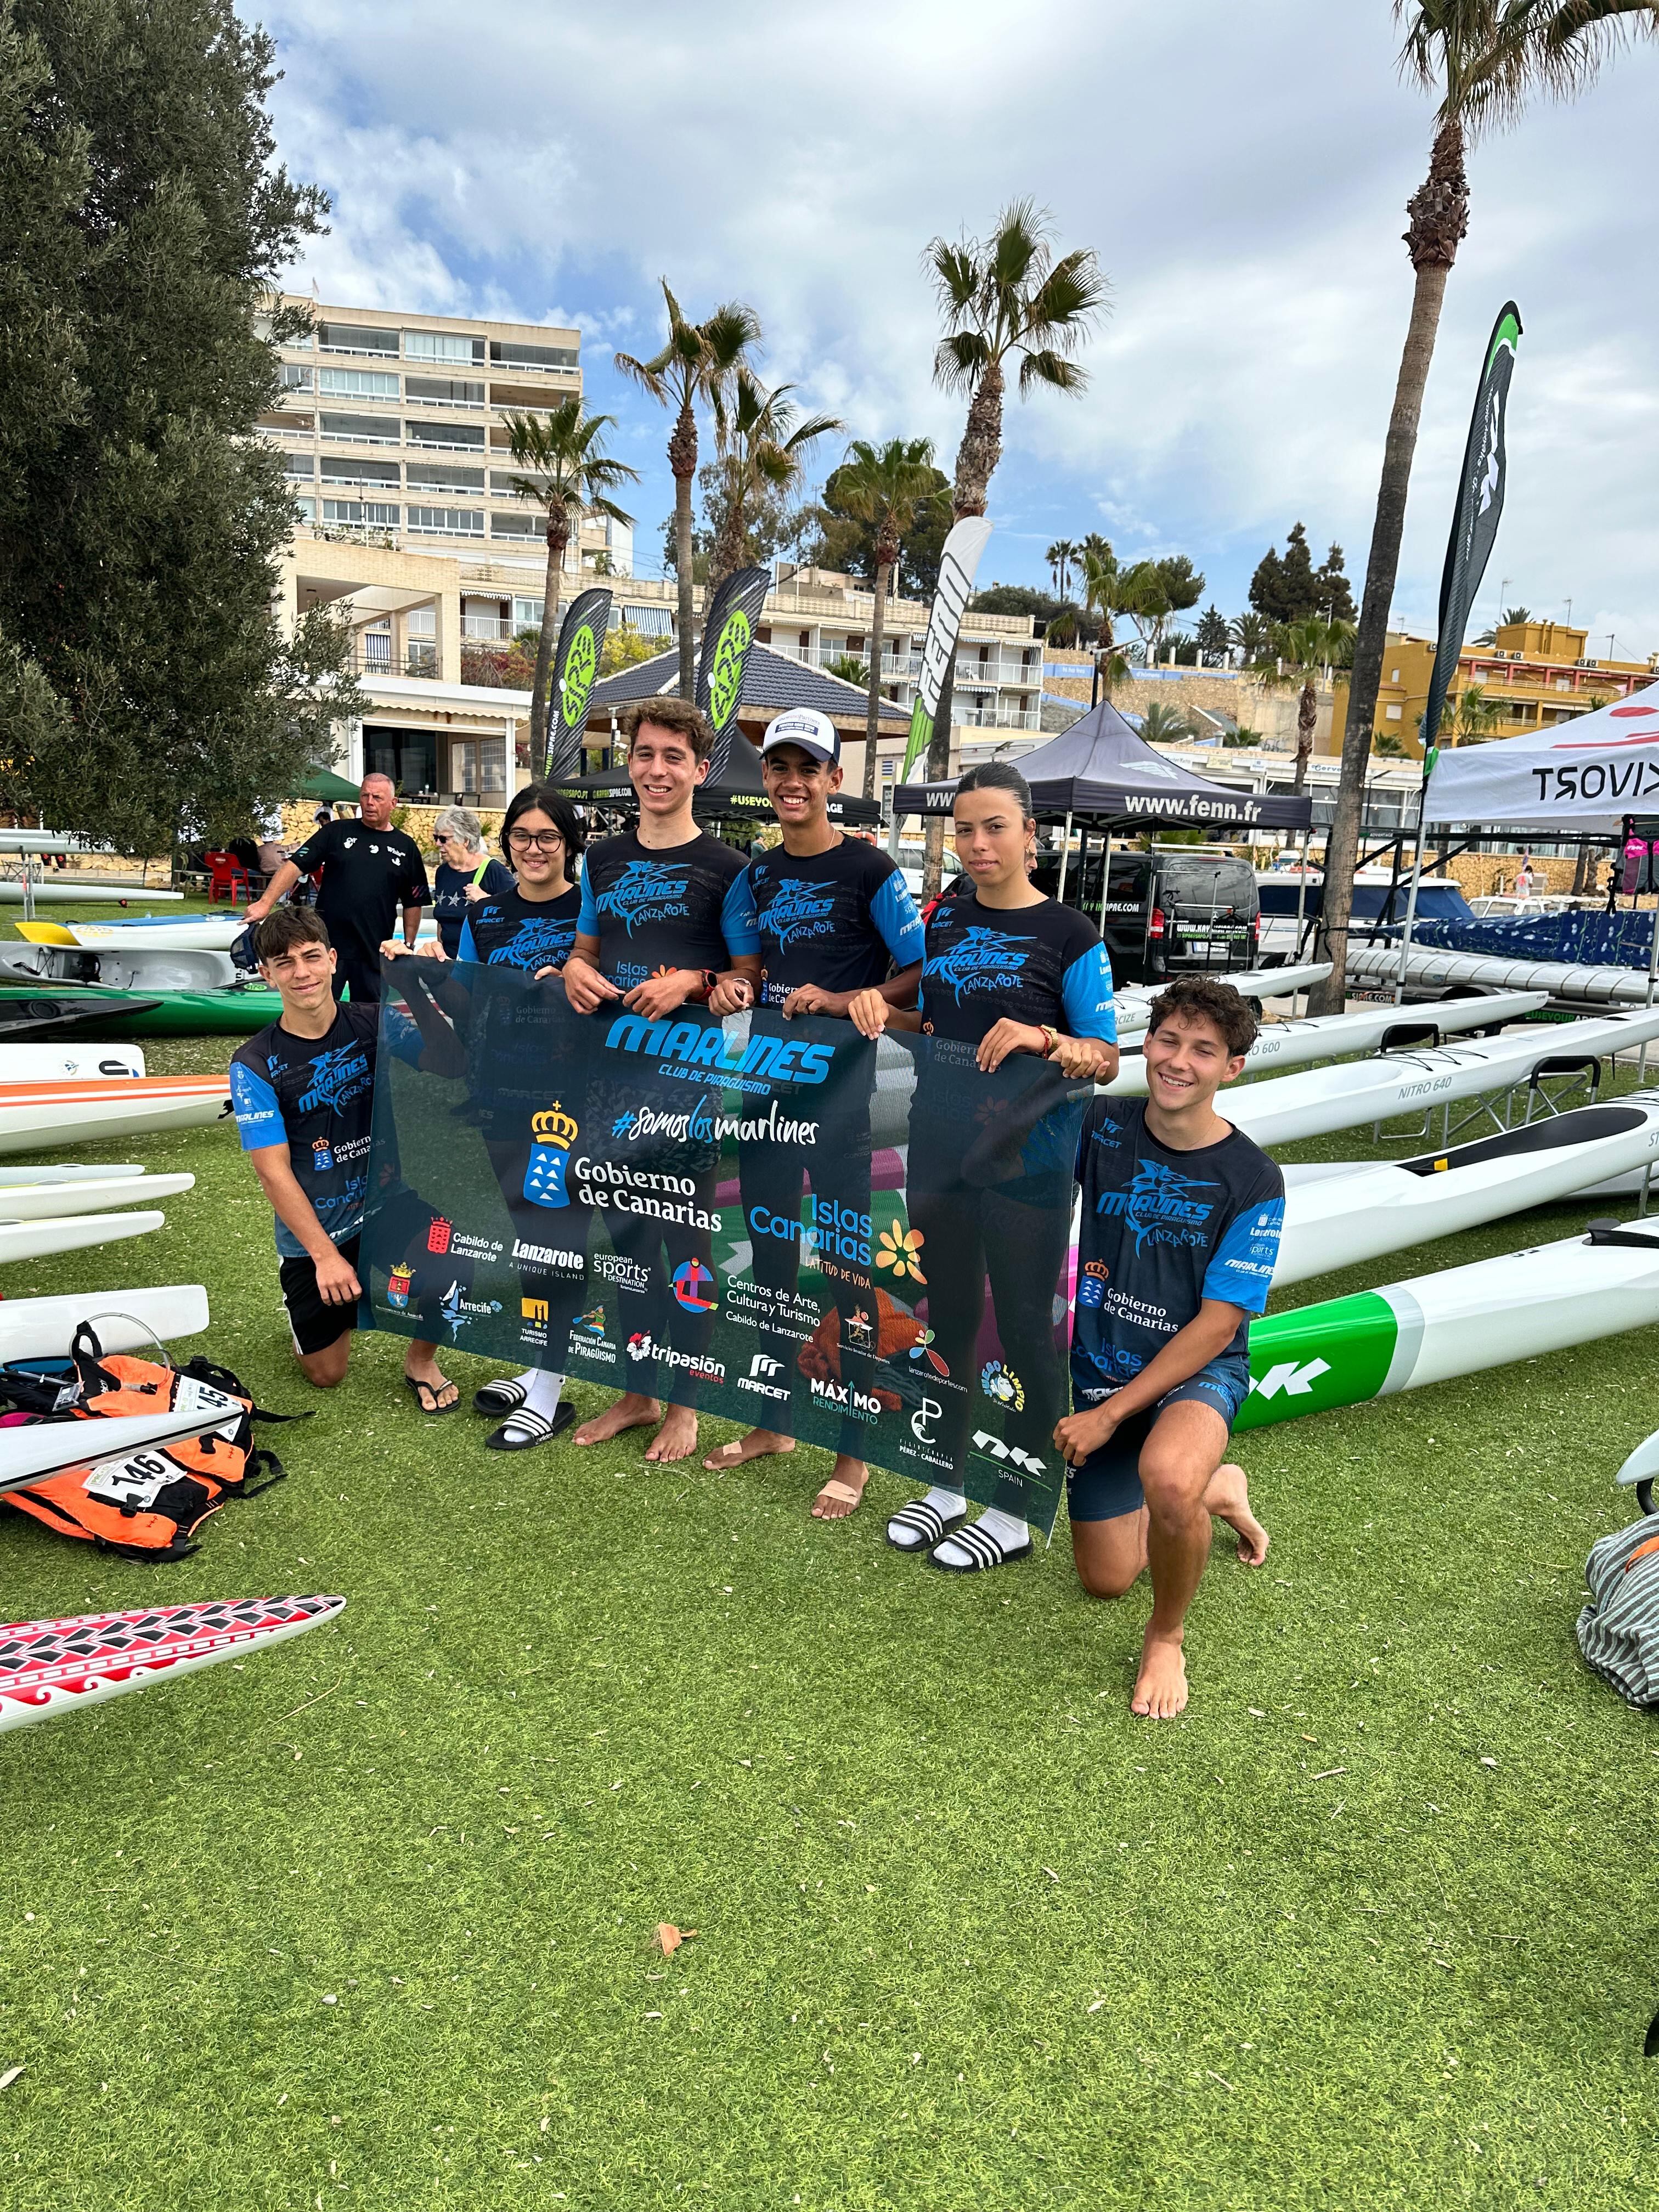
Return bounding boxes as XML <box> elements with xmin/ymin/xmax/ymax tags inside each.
<box><xmin>404</xmin><ymin>1373</ymin><xmax>461</xmax><ymax>1416</ymax></box>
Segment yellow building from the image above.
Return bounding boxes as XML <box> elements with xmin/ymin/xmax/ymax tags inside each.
<box><xmin>1331</xmin><ymin>619</ymin><xmax>1659</xmax><ymax>758</ymax></box>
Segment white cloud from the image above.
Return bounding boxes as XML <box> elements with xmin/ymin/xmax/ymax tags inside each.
<box><xmin>263</xmin><ymin>0</ymin><xmax>1659</xmax><ymax>641</ymax></box>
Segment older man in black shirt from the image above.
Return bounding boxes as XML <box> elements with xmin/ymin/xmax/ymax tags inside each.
<box><xmin>246</xmin><ymin>772</ymin><xmax>428</xmax><ymax>1006</ymax></box>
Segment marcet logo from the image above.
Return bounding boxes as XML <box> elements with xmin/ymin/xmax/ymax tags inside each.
<box><xmin>738</xmin><ymin>1350</ymin><xmax>790</xmax><ymax>1403</ymax></box>
<box><xmin>523</xmin><ymin>1100</ymin><xmax>579</xmax><ymax>1209</ymax></box>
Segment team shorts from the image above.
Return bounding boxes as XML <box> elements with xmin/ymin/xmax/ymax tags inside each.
<box><xmin>279</xmin><ymin>1234</ymin><xmax>363</xmax><ymax>1356</ymax></box>
<box><xmin>1064</xmin><ymin>1353</ymin><xmax>1252</xmax><ymax>1523</ymax></box>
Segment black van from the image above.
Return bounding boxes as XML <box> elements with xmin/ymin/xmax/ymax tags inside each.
<box><xmin>1034</xmin><ymin>849</ymin><xmax>1260</xmax><ymax>986</ymax></box>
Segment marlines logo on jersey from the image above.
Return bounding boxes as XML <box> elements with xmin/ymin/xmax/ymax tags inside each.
<box><xmin>297</xmin><ymin>1042</ymin><xmax>372</xmax><ymax>1114</ymax></box>
<box><xmin>926</xmin><ymin>926</ymin><xmax>1036</xmax><ymax>1001</ymax></box>
<box><xmin>487</xmin><ymin>917</ymin><xmax>577</xmax><ymax>968</ymax></box>
<box><xmin>980</xmin><ymin>1360</ymin><xmax>1024</xmax><ymax>1412</ymax></box>
<box><xmin>523</xmin><ymin>1101</ymin><xmax>579</xmax><ymax>1209</ymax></box>
<box><xmin>604</xmin><ymin>1013</ymin><xmax>834</xmax><ymax>1090</ymax></box>
<box><xmin>738</xmin><ymin>1350</ymin><xmax>790</xmax><ymax>1402</ymax></box>
<box><xmin>1097</xmin><ymin>1158</ymin><xmax>1218</xmax><ymax>1253</ymax></box>
<box><xmin>625</xmin><ymin>1333</ymin><xmax>725</xmax><ymax>1383</ymax></box>
<box><xmin>594</xmin><ymin>860</ymin><xmax>692</xmax><ymax>934</ymax></box>
<box><xmin>761</xmin><ymin>878</ymin><xmax>838</xmax><ymax>949</ymax></box>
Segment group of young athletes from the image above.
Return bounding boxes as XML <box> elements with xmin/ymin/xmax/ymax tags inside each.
<box><xmin>229</xmin><ymin>697</ymin><xmax>1283</xmax><ymax>1717</ymax></box>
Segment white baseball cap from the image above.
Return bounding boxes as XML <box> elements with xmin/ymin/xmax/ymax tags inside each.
<box><xmin>761</xmin><ymin>708</ymin><xmax>840</xmax><ymax>766</ymax></box>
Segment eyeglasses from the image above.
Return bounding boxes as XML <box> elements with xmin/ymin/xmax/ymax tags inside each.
<box><xmin>507</xmin><ymin>828</ymin><xmax>564</xmax><ymax>851</ymax></box>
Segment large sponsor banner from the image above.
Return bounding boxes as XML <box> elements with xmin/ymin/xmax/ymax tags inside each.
<box><xmin>1423</xmin><ymin>301</ymin><xmax>1521</xmax><ymax>750</ymax></box>
<box><xmin>360</xmin><ymin>967</ymin><xmax>1088</xmax><ymax>1533</ymax></box>
<box><xmin>543</xmin><ymin>588</ymin><xmax>612</xmax><ymax>781</ymax></box>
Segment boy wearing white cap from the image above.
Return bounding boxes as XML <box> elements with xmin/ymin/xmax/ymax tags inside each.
<box><xmin>703</xmin><ymin>709</ymin><xmax>924</xmax><ymax>1519</ymax></box>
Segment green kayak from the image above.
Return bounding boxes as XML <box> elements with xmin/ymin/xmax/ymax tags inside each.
<box><xmin>0</xmin><ymin>983</ymin><xmax>283</xmax><ymax>1037</ymax></box>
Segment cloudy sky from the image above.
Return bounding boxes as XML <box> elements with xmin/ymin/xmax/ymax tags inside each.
<box><xmin>264</xmin><ymin>1</ymin><xmax>1659</xmax><ymax>655</ymax></box>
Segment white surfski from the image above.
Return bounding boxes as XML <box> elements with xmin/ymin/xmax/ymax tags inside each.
<box><xmin>0</xmin><ymin>1409</ymin><xmax>243</xmax><ymax>1499</ymax></box>
<box><xmin>1272</xmin><ymin>1094</ymin><xmax>1659</xmax><ymax>1286</ymax></box>
<box><xmin>1348</xmin><ymin>942</ymin><xmax>1659</xmax><ymax>1011</ymax></box>
<box><xmin>0</xmin><ymin>1172</ymin><xmax>192</xmax><ymax>1221</ymax></box>
<box><xmin>0</xmin><ymin>1076</ymin><xmax>229</xmax><ymax>1155</ymax></box>
<box><xmin>1116</xmin><ymin>962</ymin><xmax>1332</xmax><ymax>1020</ymax></box>
<box><xmin>0</xmin><ymin>1285</ymin><xmax>208</xmax><ymax>1364</ymax></box>
<box><xmin>0</xmin><ymin>1211</ymin><xmax>166</xmax><ymax>1265</ymax></box>
<box><xmin>0</xmin><ymin>883</ymin><xmax>183</xmax><ymax>905</ymax></box>
<box><xmin>1105</xmin><ymin>989</ymin><xmax>1547</xmax><ymax>1097</ymax></box>
<box><xmin>1</xmin><ymin>942</ymin><xmax>238</xmax><ymax>991</ymax></box>
<box><xmin>0</xmin><ymin>1162</ymin><xmax>145</xmax><ymax>1186</ymax></box>
<box><xmin>0</xmin><ymin>1043</ymin><xmax>146</xmax><ymax>1082</ymax></box>
<box><xmin>1226</xmin><ymin>1007</ymin><xmax>1659</xmax><ymax>1149</ymax></box>
<box><xmin>65</xmin><ymin>919</ymin><xmax>246</xmax><ymax>953</ymax></box>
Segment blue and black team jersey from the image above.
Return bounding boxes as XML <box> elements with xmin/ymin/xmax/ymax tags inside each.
<box><xmin>920</xmin><ymin>894</ymin><xmax>1117</xmax><ymax>1046</ymax></box>
<box><xmin>746</xmin><ymin>837</ymin><xmax>924</xmax><ymax>1005</ymax></box>
<box><xmin>575</xmin><ymin>830</ymin><xmax>758</xmax><ymax>990</ymax></box>
<box><xmin>458</xmin><ymin>883</ymin><xmax>582</xmax><ymax>972</ymax></box>
<box><xmin>433</xmin><ymin>857</ymin><xmax>514</xmax><ymax>957</ymax></box>
<box><xmin>1071</xmin><ymin>1095</ymin><xmax>1284</xmax><ymax>1391</ymax></box>
<box><xmin>229</xmin><ymin>1004</ymin><xmax>421</xmax><ymax>1257</ymax></box>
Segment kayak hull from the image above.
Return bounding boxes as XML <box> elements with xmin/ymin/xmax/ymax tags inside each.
<box><xmin>0</xmin><ymin>1171</ymin><xmax>192</xmax><ymax>1221</ymax></box>
<box><xmin>0</xmin><ymin>985</ymin><xmax>279</xmax><ymax>1037</ymax></box>
<box><xmin>0</xmin><ymin>1043</ymin><xmax>145</xmax><ymax>1082</ymax></box>
<box><xmin>0</xmin><ymin>1209</ymin><xmax>165</xmax><ymax>1263</ymax></box>
<box><xmin>3</xmin><ymin>943</ymin><xmax>238</xmax><ymax>991</ymax></box>
<box><xmin>0</xmin><ymin>1285</ymin><xmax>208</xmax><ymax>1363</ymax></box>
<box><xmin>0</xmin><ymin>1595</ymin><xmax>345</xmax><ymax>1734</ymax></box>
<box><xmin>0</xmin><ymin>1077</ymin><xmax>230</xmax><ymax>1155</ymax></box>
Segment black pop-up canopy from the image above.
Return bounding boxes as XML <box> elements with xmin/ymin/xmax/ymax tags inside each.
<box><xmin>893</xmin><ymin>698</ymin><xmax>1313</xmax><ymax>832</ymax></box>
<box><xmin>557</xmin><ymin>726</ymin><xmax>884</xmax><ymax>830</ymax></box>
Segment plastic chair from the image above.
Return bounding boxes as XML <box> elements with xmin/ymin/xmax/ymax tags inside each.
<box><xmin>203</xmin><ymin>850</ymin><xmax>250</xmax><ymax>906</ymax></box>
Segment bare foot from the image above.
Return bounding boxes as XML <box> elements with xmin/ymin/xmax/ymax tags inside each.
<box><xmin>572</xmin><ymin>1392</ymin><xmax>662</xmax><ymax>1448</ymax></box>
<box><xmin>1131</xmin><ymin>1632</ymin><xmax>1189</xmax><ymax>1720</ymax></box>
<box><xmin>645</xmin><ymin>1403</ymin><xmax>699</xmax><ymax>1464</ymax></box>
<box><xmin>1207</xmin><ymin>1461</ymin><xmax>1269</xmax><ymax>1566</ymax></box>
<box><xmin>811</xmin><ymin>1457</ymin><xmax>869</xmax><ymax>1521</ymax></box>
<box><xmin>703</xmin><ymin>1427</ymin><xmax>794</xmax><ymax>1471</ymax></box>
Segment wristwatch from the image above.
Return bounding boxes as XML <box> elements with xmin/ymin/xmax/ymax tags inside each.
<box><xmin>699</xmin><ymin>969</ymin><xmax>719</xmax><ymax>1001</ymax></box>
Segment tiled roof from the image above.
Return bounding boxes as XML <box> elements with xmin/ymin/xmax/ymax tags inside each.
<box><xmin>586</xmin><ymin>642</ymin><xmax>910</xmax><ymax>724</ymax></box>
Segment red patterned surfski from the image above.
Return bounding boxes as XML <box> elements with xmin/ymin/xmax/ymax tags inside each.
<box><xmin>0</xmin><ymin>1594</ymin><xmax>345</xmax><ymax>1733</ymax></box>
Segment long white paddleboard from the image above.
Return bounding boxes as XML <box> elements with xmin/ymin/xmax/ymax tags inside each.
<box><xmin>0</xmin><ymin>883</ymin><xmax>182</xmax><ymax>905</ymax></box>
<box><xmin>1116</xmin><ymin>961</ymin><xmax>1332</xmax><ymax>1012</ymax></box>
<box><xmin>1272</xmin><ymin>1095</ymin><xmax>1659</xmax><ymax>1286</ymax></box>
<box><xmin>0</xmin><ymin>1210</ymin><xmax>165</xmax><ymax>1264</ymax></box>
<box><xmin>65</xmin><ymin>919</ymin><xmax>247</xmax><ymax>953</ymax></box>
<box><xmin>2</xmin><ymin>943</ymin><xmax>236</xmax><ymax>991</ymax></box>
<box><xmin>0</xmin><ymin>1076</ymin><xmax>229</xmax><ymax>1154</ymax></box>
<box><xmin>1226</xmin><ymin>1008</ymin><xmax>1659</xmax><ymax>1149</ymax></box>
<box><xmin>1235</xmin><ymin>1213</ymin><xmax>1659</xmax><ymax>1434</ymax></box>
<box><xmin>0</xmin><ymin>1173</ymin><xmax>191</xmax><ymax>1222</ymax></box>
<box><xmin>0</xmin><ymin>1286</ymin><xmax>208</xmax><ymax>1363</ymax></box>
<box><xmin>0</xmin><ymin>1043</ymin><xmax>145</xmax><ymax>1082</ymax></box>
<box><xmin>0</xmin><ymin>1410</ymin><xmax>245</xmax><ymax>1499</ymax></box>
<box><xmin>0</xmin><ymin>1595</ymin><xmax>345</xmax><ymax>1735</ymax></box>
<box><xmin>0</xmin><ymin>1162</ymin><xmax>145</xmax><ymax>1186</ymax></box>
<box><xmin>1348</xmin><ymin>943</ymin><xmax>1659</xmax><ymax>1009</ymax></box>
<box><xmin>1105</xmin><ymin>989</ymin><xmax>1548</xmax><ymax>1097</ymax></box>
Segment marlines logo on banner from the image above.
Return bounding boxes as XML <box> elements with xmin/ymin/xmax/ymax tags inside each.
<box><xmin>603</xmin><ymin>1012</ymin><xmax>835</xmax><ymax>1090</ymax></box>
<box><xmin>980</xmin><ymin>1361</ymin><xmax>1024</xmax><ymax>1412</ymax></box>
<box><xmin>625</xmin><ymin>1332</ymin><xmax>725</xmax><ymax>1383</ymax></box>
<box><xmin>524</xmin><ymin>1102</ymin><xmax>579</xmax><ymax>1209</ymax></box>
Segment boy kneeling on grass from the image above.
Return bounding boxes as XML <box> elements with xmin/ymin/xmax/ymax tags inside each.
<box><xmin>229</xmin><ymin>907</ymin><xmax>459</xmax><ymax>1413</ymax></box>
<box><xmin>1056</xmin><ymin>975</ymin><xmax>1283</xmax><ymax>1720</ymax></box>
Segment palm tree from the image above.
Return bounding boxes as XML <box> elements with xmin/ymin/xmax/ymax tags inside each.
<box><xmin>1046</xmin><ymin>537</ymin><xmax>1080</xmax><ymax>599</ymax></box>
<box><xmin>1228</xmin><ymin>611</ymin><xmax>1273</xmax><ymax>663</ymax></box>
<box><xmin>1318</xmin><ymin>0</ymin><xmax>1657</xmax><ymax>1012</ymax></box>
<box><xmin>500</xmin><ymin>401</ymin><xmax>639</xmax><ymax>759</ymax></box>
<box><xmin>705</xmin><ymin>371</ymin><xmax>842</xmax><ymax>596</ymax></box>
<box><xmin>1474</xmin><ymin>602</ymin><xmax>1533</xmax><ymax>644</ymax></box>
<box><xmin>1139</xmin><ymin>700</ymin><xmax>1202</xmax><ymax>746</ymax></box>
<box><xmin>614</xmin><ymin>282</ymin><xmax>760</xmax><ymax>698</ymax></box>
<box><xmin>1274</xmin><ymin>616</ymin><xmax>1357</xmax><ymax>789</ymax></box>
<box><xmin>1447</xmin><ymin>681</ymin><xmax>1506</xmax><ymax>743</ymax></box>
<box><xmin>922</xmin><ymin>201</ymin><xmax>1107</xmax><ymax>887</ymax></box>
<box><xmin>834</xmin><ymin>437</ymin><xmax>939</xmax><ymax>798</ymax></box>
<box><xmin>1115</xmin><ymin>561</ymin><xmax>1176</xmax><ymax>661</ymax></box>
<box><xmin>1078</xmin><ymin>540</ymin><xmax>1128</xmax><ymax>697</ymax></box>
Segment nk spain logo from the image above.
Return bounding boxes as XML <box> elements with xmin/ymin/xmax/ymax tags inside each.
<box><xmin>523</xmin><ymin>1101</ymin><xmax>579</xmax><ymax>1209</ymax></box>
<box><xmin>671</xmin><ymin>1259</ymin><xmax>718</xmax><ymax>1313</ymax></box>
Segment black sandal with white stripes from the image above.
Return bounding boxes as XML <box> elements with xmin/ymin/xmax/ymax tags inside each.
<box><xmin>885</xmin><ymin>1499</ymin><xmax>967</xmax><ymax>1553</ymax></box>
<box><xmin>473</xmin><ymin>1376</ymin><xmax>530</xmax><ymax>1417</ymax></box>
<box><xmin>484</xmin><ymin>1400</ymin><xmax>578</xmax><ymax>1453</ymax></box>
<box><xmin>926</xmin><ymin>1520</ymin><xmax>1032</xmax><ymax>1572</ymax></box>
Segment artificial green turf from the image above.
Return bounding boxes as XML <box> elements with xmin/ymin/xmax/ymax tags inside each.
<box><xmin>1</xmin><ymin>932</ymin><xmax>1657</xmax><ymax>2208</ymax></box>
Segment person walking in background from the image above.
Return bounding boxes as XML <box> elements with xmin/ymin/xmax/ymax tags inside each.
<box><xmin>430</xmin><ymin>805</ymin><xmax>514</xmax><ymax>960</ymax></box>
<box><xmin>246</xmin><ymin>771</ymin><xmax>428</xmax><ymax>1007</ymax></box>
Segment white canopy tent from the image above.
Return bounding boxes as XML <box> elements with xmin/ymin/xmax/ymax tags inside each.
<box><xmin>1421</xmin><ymin>690</ymin><xmax>1659</xmax><ymax>832</ymax></box>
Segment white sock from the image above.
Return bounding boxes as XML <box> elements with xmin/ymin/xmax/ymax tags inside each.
<box><xmin>922</xmin><ymin>1486</ymin><xmax>967</xmax><ymax>1516</ymax></box>
<box><xmin>976</xmin><ymin>1506</ymin><xmax>1030</xmax><ymax>1547</ymax></box>
<box><xmin>516</xmin><ymin>1369</ymin><xmax>563</xmax><ymax>1421</ymax></box>
<box><xmin>511</xmin><ymin>1367</ymin><xmax>539</xmax><ymax>1392</ymax></box>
